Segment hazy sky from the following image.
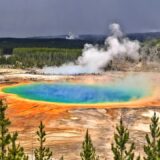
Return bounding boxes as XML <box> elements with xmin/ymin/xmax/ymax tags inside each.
<box><xmin>0</xmin><ymin>0</ymin><xmax>160</xmax><ymax>37</ymax></box>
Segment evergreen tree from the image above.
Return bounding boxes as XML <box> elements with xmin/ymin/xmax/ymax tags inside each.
<box><xmin>111</xmin><ymin>118</ymin><xmax>140</xmax><ymax>160</ymax></box>
<box><xmin>34</xmin><ymin>121</ymin><xmax>52</xmax><ymax>160</ymax></box>
<box><xmin>144</xmin><ymin>112</ymin><xmax>160</xmax><ymax>160</ymax></box>
<box><xmin>0</xmin><ymin>99</ymin><xmax>11</xmax><ymax>160</ymax></box>
<box><xmin>7</xmin><ymin>132</ymin><xmax>28</xmax><ymax>160</ymax></box>
<box><xmin>80</xmin><ymin>129</ymin><xmax>99</xmax><ymax>160</ymax></box>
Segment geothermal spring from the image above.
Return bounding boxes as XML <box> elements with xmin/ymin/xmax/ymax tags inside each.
<box><xmin>0</xmin><ymin>72</ymin><xmax>160</xmax><ymax>160</ymax></box>
<box><xmin>2</xmin><ymin>78</ymin><xmax>152</xmax><ymax>104</ymax></box>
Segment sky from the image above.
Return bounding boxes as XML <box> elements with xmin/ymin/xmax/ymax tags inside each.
<box><xmin>0</xmin><ymin>0</ymin><xmax>160</xmax><ymax>37</ymax></box>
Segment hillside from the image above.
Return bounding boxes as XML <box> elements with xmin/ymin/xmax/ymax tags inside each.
<box><xmin>0</xmin><ymin>32</ymin><xmax>160</xmax><ymax>72</ymax></box>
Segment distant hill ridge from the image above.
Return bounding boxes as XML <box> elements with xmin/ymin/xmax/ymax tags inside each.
<box><xmin>0</xmin><ymin>32</ymin><xmax>160</xmax><ymax>49</ymax></box>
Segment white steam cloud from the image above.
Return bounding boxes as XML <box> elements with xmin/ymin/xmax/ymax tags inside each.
<box><xmin>41</xmin><ymin>23</ymin><xmax>140</xmax><ymax>75</ymax></box>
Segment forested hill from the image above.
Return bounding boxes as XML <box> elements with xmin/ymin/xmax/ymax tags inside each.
<box><xmin>1</xmin><ymin>32</ymin><xmax>160</xmax><ymax>51</ymax></box>
<box><xmin>0</xmin><ymin>38</ymin><xmax>91</xmax><ymax>50</ymax></box>
<box><xmin>0</xmin><ymin>32</ymin><xmax>160</xmax><ymax>70</ymax></box>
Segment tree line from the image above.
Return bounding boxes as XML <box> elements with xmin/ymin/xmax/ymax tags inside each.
<box><xmin>0</xmin><ymin>99</ymin><xmax>159</xmax><ymax>160</ymax></box>
<box><xmin>0</xmin><ymin>48</ymin><xmax>82</xmax><ymax>68</ymax></box>
<box><xmin>0</xmin><ymin>38</ymin><xmax>89</xmax><ymax>49</ymax></box>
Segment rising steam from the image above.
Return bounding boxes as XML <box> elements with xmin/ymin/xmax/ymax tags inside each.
<box><xmin>41</xmin><ymin>23</ymin><xmax>140</xmax><ymax>75</ymax></box>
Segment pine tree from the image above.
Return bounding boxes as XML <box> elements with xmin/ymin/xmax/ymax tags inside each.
<box><xmin>0</xmin><ymin>99</ymin><xmax>11</xmax><ymax>160</ymax></box>
<box><xmin>111</xmin><ymin>118</ymin><xmax>140</xmax><ymax>160</ymax></box>
<box><xmin>80</xmin><ymin>129</ymin><xmax>99</xmax><ymax>160</ymax></box>
<box><xmin>34</xmin><ymin>121</ymin><xmax>52</xmax><ymax>160</ymax></box>
<box><xmin>144</xmin><ymin>112</ymin><xmax>160</xmax><ymax>160</ymax></box>
<box><xmin>7</xmin><ymin>132</ymin><xmax>28</xmax><ymax>160</ymax></box>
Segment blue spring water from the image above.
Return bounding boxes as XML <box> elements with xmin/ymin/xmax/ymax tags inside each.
<box><xmin>2</xmin><ymin>82</ymin><xmax>150</xmax><ymax>104</ymax></box>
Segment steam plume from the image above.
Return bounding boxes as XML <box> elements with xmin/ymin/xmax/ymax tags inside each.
<box><xmin>41</xmin><ymin>23</ymin><xmax>140</xmax><ymax>75</ymax></box>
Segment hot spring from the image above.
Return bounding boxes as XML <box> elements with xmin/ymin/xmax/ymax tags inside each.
<box><xmin>2</xmin><ymin>81</ymin><xmax>152</xmax><ymax>104</ymax></box>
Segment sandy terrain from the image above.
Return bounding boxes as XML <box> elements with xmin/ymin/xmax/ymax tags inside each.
<box><xmin>0</xmin><ymin>69</ymin><xmax>160</xmax><ymax>159</ymax></box>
